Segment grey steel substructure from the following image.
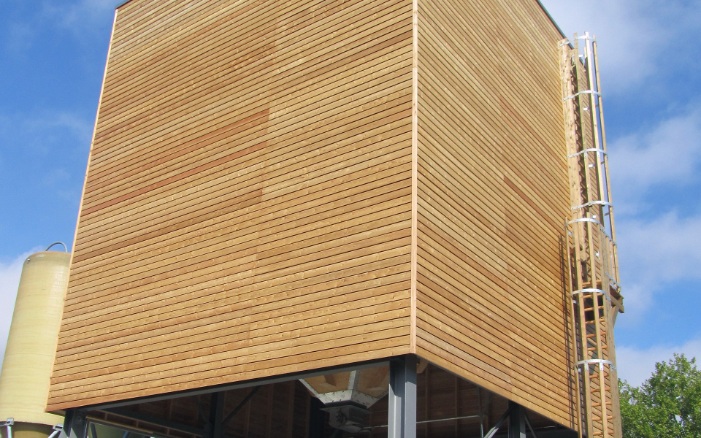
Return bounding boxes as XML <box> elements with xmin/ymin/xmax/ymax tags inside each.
<box><xmin>388</xmin><ymin>355</ymin><xmax>417</xmax><ymax>438</ymax></box>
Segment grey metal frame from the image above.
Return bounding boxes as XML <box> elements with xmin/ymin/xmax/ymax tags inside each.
<box><xmin>103</xmin><ymin>408</ymin><xmax>206</xmax><ymax>436</ymax></box>
<box><xmin>508</xmin><ymin>402</ymin><xmax>527</xmax><ymax>438</ymax></box>
<box><xmin>62</xmin><ymin>410</ymin><xmax>88</xmax><ymax>438</ymax></box>
<box><xmin>206</xmin><ymin>392</ymin><xmax>224</xmax><ymax>438</ymax></box>
<box><xmin>62</xmin><ymin>358</ymin><xmax>397</xmax><ymax>438</ymax></box>
<box><xmin>484</xmin><ymin>402</ymin><xmax>530</xmax><ymax>438</ymax></box>
<box><xmin>388</xmin><ymin>355</ymin><xmax>417</xmax><ymax>438</ymax></box>
<box><xmin>84</xmin><ymin>360</ymin><xmax>389</xmax><ymax>412</ymax></box>
<box><xmin>1</xmin><ymin>418</ymin><xmax>14</xmax><ymax>438</ymax></box>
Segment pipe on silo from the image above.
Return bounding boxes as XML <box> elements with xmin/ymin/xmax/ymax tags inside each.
<box><xmin>0</xmin><ymin>248</ymin><xmax>71</xmax><ymax>438</ymax></box>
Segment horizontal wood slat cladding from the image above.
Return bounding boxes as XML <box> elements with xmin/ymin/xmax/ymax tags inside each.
<box><xmin>50</xmin><ymin>0</ymin><xmax>577</xmax><ymax>427</ymax></box>
<box><xmin>414</xmin><ymin>0</ymin><xmax>575</xmax><ymax>429</ymax></box>
<box><xmin>49</xmin><ymin>0</ymin><xmax>413</xmax><ymax>410</ymax></box>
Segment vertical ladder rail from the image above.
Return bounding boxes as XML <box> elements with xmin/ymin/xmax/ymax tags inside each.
<box><xmin>560</xmin><ymin>33</ymin><xmax>624</xmax><ymax>438</ymax></box>
<box><xmin>589</xmin><ymin>36</ymin><xmax>623</xmax><ymax>436</ymax></box>
<box><xmin>592</xmin><ymin>39</ymin><xmax>621</xmax><ymax>284</ymax></box>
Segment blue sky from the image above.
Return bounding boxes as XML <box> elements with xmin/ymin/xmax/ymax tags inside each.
<box><xmin>1</xmin><ymin>0</ymin><xmax>699</xmax><ymax>388</ymax></box>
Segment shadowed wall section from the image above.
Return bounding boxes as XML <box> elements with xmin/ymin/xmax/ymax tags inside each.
<box><xmin>414</xmin><ymin>0</ymin><xmax>574</xmax><ymax>428</ymax></box>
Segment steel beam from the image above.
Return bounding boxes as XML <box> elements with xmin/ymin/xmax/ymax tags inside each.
<box><xmin>87</xmin><ymin>360</ymin><xmax>388</xmax><ymax>412</ymax></box>
<box><xmin>222</xmin><ymin>387</ymin><xmax>259</xmax><ymax>426</ymax></box>
<box><xmin>104</xmin><ymin>408</ymin><xmax>206</xmax><ymax>436</ymax></box>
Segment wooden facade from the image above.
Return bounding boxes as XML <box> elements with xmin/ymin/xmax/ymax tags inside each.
<box><xmin>414</xmin><ymin>0</ymin><xmax>573</xmax><ymax>428</ymax></box>
<box><xmin>50</xmin><ymin>0</ymin><xmax>581</xmax><ymax>433</ymax></box>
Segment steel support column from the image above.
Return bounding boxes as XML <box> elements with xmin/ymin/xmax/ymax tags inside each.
<box><xmin>207</xmin><ymin>392</ymin><xmax>224</xmax><ymax>438</ymax></box>
<box><xmin>508</xmin><ymin>402</ymin><xmax>527</xmax><ymax>438</ymax></box>
<box><xmin>62</xmin><ymin>410</ymin><xmax>88</xmax><ymax>438</ymax></box>
<box><xmin>308</xmin><ymin>397</ymin><xmax>325</xmax><ymax>438</ymax></box>
<box><xmin>1</xmin><ymin>418</ymin><xmax>14</xmax><ymax>438</ymax></box>
<box><xmin>388</xmin><ymin>355</ymin><xmax>417</xmax><ymax>438</ymax></box>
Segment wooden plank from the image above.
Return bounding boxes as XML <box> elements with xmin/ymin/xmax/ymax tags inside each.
<box><xmin>75</xmin><ymin>105</ymin><xmax>412</xmax><ymax>242</ymax></box>
<box><xmin>99</xmin><ymin>2</ymin><xmax>408</xmax><ymax>122</ymax></box>
<box><xmin>417</xmin><ymin>46</ymin><xmax>568</xmax><ymax>219</ymax></box>
<box><xmin>83</xmin><ymin>50</ymin><xmax>411</xmax><ymax>198</ymax></box>
<box><xmin>415</xmin><ymin>0</ymin><xmax>573</xmax><ymax>428</ymax></box>
<box><xmin>70</xmin><ymin>196</ymin><xmax>404</xmax><ymax>313</ymax></box>
<box><xmin>60</xmin><ymin>218</ymin><xmax>412</xmax><ymax>335</ymax></box>
<box><xmin>417</xmin><ymin>286</ymin><xmax>569</xmax><ymax>384</ymax></box>
<box><xmin>70</xmin><ymin>170</ymin><xmax>412</xmax><ymax>284</ymax></box>
<box><xmin>415</xmin><ymin>309</ymin><xmax>570</xmax><ymax>406</ymax></box>
<box><xmin>417</xmin><ymin>340</ymin><xmax>571</xmax><ymax>428</ymax></box>
<box><xmin>416</xmin><ymin>273</ymin><xmax>569</xmax><ymax>378</ymax></box>
<box><xmin>54</xmin><ymin>284</ymin><xmax>410</xmax><ymax>379</ymax></box>
<box><xmin>417</xmin><ymin>243</ymin><xmax>566</xmax><ymax>353</ymax></box>
<box><xmin>51</xmin><ymin>322</ymin><xmax>411</xmax><ymax>398</ymax></box>
<box><xmin>70</xmin><ymin>178</ymin><xmax>412</xmax><ymax>290</ymax></box>
<box><xmin>62</xmin><ymin>225</ymin><xmax>411</xmax><ymax>334</ymax></box>
<box><xmin>82</xmin><ymin>82</ymin><xmax>412</xmax><ymax>213</ymax></box>
<box><xmin>88</xmin><ymin>4</ymin><xmax>412</xmax><ymax>168</ymax></box>
<box><xmin>98</xmin><ymin>0</ymin><xmax>407</xmax><ymax>116</ymax></box>
<box><xmin>48</xmin><ymin>343</ymin><xmax>412</xmax><ymax>412</ymax></box>
<box><xmin>69</xmin><ymin>163</ymin><xmax>412</xmax><ymax>297</ymax></box>
<box><xmin>418</xmin><ymin>5</ymin><xmax>562</xmax><ymax>183</ymax></box>
<box><xmin>85</xmin><ymin>41</ymin><xmax>413</xmax><ymax>197</ymax></box>
<box><xmin>80</xmin><ymin>92</ymin><xmax>410</xmax><ymax>222</ymax></box>
<box><xmin>417</xmin><ymin>181</ymin><xmax>564</xmax><ymax>290</ymax></box>
<box><xmin>51</xmin><ymin>0</ymin><xmax>415</xmax><ymax>410</ymax></box>
<box><xmin>416</xmin><ymin>229</ymin><xmax>566</xmax><ymax>346</ymax></box>
<box><xmin>58</xmin><ymin>258</ymin><xmax>410</xmax><ymax>355</ymax></box>
<box><xmin>74</xmin><ymin>126</ymin><xmax>412</xmax><ymax>259</ymax></box>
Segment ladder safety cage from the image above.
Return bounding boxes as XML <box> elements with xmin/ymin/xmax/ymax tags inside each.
<box><xmin>560</xmin><ymin>32</ymin><xmax>624</xmax><ymax>438</ymax></box>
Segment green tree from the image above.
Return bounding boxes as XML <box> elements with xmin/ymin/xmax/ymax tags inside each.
<box><xmin>619</xmin><ymin>354</ymin><xmax>701</xmax><ymax>438</ymax></box>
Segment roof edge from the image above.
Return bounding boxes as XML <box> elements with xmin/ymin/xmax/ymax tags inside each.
<box><xmin>536</xmin><ymin>0</ymin><xmax>567</xmax><ymax>39</ymax></box>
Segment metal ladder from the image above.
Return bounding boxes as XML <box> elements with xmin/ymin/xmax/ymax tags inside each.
<box><xmin>560</xmin><ymin>33</ymin><xmax>624</xmax><ymax>438</ymax></box>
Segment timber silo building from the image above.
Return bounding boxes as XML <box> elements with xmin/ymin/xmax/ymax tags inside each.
<box><xmin>47</xmin><ymin>1</ymin><xmax>624</xmax><ymax>437</ymax></box>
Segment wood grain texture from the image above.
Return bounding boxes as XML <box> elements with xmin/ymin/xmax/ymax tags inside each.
<box><xmin>49</xmin><ymin>0</ymin><xmax>413</xmax><ymax>410</ymax></box>
<box><xmin>50</xmin><ymin>0</ymin><xmax>578</xmax><ymax>429</ymax></box>
<box><xmin>414</xmin><ymin>0</ymin><xmax>575</xmax><ymax>428</ymax></box>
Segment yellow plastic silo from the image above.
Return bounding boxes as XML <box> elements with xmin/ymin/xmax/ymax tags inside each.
<box><xmin>0</xmin><ymin>244</ymin><xmax>70</xmax><ymax>438</ymax></box>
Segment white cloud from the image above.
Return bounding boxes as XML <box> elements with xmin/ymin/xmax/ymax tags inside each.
<box><xmin>540</xmin><ymin>0</ymin><xmax>701</xmax><ymax>94</ymax></box>
<box><xmin>615</xmin><ymin>283</ymin><xmax>654</xmax><ymax>325</ymax></box>
<box><xmin>603</xmin><ymin>107</ymin><xmax>701</xmax><ymax>323</ymax></box>
<box><xmin>615</xmin><ymin>212</ymin><xmax>701</xmax><ymax>325</ymax></box>
<box><xmin>2</xmin><ymin>1</ymin><xmax>117</xmax><ymax>53</ymax></box>
<box><xmin>620</xmin><ymin>213</ymin><xmax>701</xmax><ymax>283</ymax></box>
<box><xmin>609</xmin><ymin>109</ymin><xmax>701</xmax><ymax>212</ymax></box>
<box><xmin>541</xmin><ymin>1</ymin><xmax>701</xmax><ymax>387</ymax></box>
<box><xmin>4</xmin><ymin>22</ymin><xmax>35</xmax><ymax>53</ymax></box>
<box><xmin>0</xmin><ymin>111</ymin><xmax>93</xmax><ymax>157</ymax></box>
<box><xmin>27</xmin><ymin>112</ymin><xmax>94</xmax><ymax>148</ymax></box>
<box><xmin>617</xmin><ymin>337</ymin><xmax>701</xmax><ymax>387</ymax></box>
<box><xmin>42</xmin><ymin>0</ymin><xmax>118</xmax><ymax>32</ymax></box>
<box><xmin>0</xmin><ymin>251</ymin><xmax>35</xmax><ymax>371</ymax></box>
